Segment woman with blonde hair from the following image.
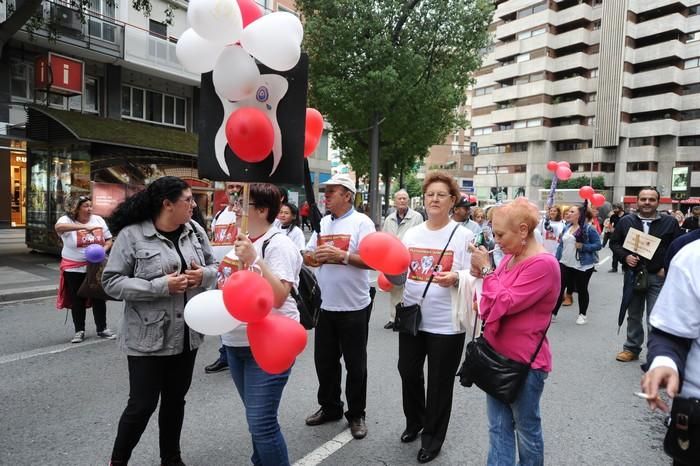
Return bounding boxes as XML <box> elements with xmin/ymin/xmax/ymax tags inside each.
<box><xmin>469</xmin><ymin>197</ymin><xmax>560</xmax><ymax>466</ymax></box>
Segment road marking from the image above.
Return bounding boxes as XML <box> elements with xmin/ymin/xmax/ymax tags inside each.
<box><xmin>597</xmin><ymin>256</ymin><xmax>610</xmax><ymax>266</ymax></box>
<box><xmin>0</xmin><ymin>339</ymin><xmax>110</xmax><ymax>365</ymax></box>
<box><xmin>292</xmin><ymin>429</ymin><xmax>354</xmax><ymax>466</ymax></box>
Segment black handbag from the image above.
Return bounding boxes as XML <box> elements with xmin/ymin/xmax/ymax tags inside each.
<box><xmin>393</xmin><ymin>224</ymin><xmax>460</xmax><ymax>336</ymax></box>
<box><xmin>77</xmin><ymin>260</ymin><xmax>119</xmax><ymax>302</ymax></box>
<box><xmin>633</xmin><ymin>264</ymin><xmax>648</xmax><ymax>293</ymax></box>
<box><xmin>457</xmin><ymin>311</ymin><xmax>551</xmax><ymax>404</ymax></box>
<box><xmin>663</xmin><ymin>397</ymin><xmax>700</xmax><ymax>464</ymax></box>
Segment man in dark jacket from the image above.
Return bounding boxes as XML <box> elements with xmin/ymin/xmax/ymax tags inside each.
<box><xmin>610</xmin><ymin>188</ymin><xmax>681</xmax><ymax>362</ymax></box>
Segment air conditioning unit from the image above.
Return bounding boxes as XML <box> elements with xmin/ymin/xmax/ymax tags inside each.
<box><xmin>53</xmin><ymin>4</ymin><xmax>83</xmax><ymax>33</ymax></box>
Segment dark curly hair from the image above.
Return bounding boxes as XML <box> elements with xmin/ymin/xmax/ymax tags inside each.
<box><xmin>108</xmin><ymin>176</ymin><xmax>190</xmax><ymax>235</ymax></box>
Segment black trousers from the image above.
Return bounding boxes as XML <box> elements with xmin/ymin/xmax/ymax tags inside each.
<box><xmin>314</xmin><ymin>305</ymin><xmax>371</xmax><ymax>421</ymax></box>
<box><xmin>398</xmin><ymin>330</ymin><xmax>466</xmax><ymax>454</ymax></box>
<box><xmin>111</xmin><ymin>349</ymin><xmax>198</xmax><ymax>463</ymax></box>
<box><xmin>553</xmin><ymin>264</ymin><xmax>594</xmax><ymax>316</ymax></box>
<box><xmin>63</xmin><ymin>270</ymin><xmax>107</xmax><ymax>333</ymax></box>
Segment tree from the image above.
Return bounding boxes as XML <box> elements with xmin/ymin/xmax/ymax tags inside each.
<box><xmin>544</xmin><ymin>176</ymin><xmax>607</xmax><ymax>190</ymax></box>
<box><xmin>296</xmin><ymin>0</ymin><xmax>493</xmax><ymax>218</ymax></box>
<box><xmin>0</xmin><ymin>0</ymin><xmax>171</xmax><ymax>59</ymax></box>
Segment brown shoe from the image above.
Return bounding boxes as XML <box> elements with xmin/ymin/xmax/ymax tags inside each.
<box><xmin>616</xmin><ymin>350</ymin><xmax>639</xmax><ymax>362</ymax></box>
<box><xmin>349</xmin><ymin>417</ymin><xmax>367</xmax><ymax>439</ymax></box>
<box><xmin>305</xmin><ymin>408</ymin><xmax>343</xmax><ymax>426</ymax></box>
<box><xmin>562</xmin><ymin>294</ymin><xmax>573</xmax><ymax>306</ymax></box>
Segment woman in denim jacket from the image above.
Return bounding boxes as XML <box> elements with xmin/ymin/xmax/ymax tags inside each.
<box><xmin>103</xmin><ymin>176</ymin><xmax>217</xmax><ymax>466</ymax></box>
<box><xmin>552</xmin><ymin>205</ymin><xmax>602</xmax><ymax>325</ymax></box>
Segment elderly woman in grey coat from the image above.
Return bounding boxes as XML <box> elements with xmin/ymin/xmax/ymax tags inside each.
<box><xmin>103</xmin><ymin>176</ymin><xmax>217</xmax><ymax>466</ymax></box>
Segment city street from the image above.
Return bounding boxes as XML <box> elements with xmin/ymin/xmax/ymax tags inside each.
<box><xmin>0</xmin><ymin>251</ymin><xmax>669</xmax><ymax>466</ymax></box>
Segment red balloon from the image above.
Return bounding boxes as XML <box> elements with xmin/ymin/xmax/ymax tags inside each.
<box><xmin>558</xmin><ymin>161</ymin><xmax>571</xmax><ymax>169</ymax></box>
<box><xmin>248</xmin><ymin>314</ymin><xmax>308</xmax><ymax>374</ymax></box>
<box><xmin>377</xmin><ymin>273</ymin><xmax>394</xmax><ymax>292</ymax></box>
<box><xmin>237</xmin><ymin>0</ymin><xmax>263</xmax><ymax>28</ymax></box>
<box><xmin>555</xmin><ymin>166</ymin><xmax>572</xmax><ymax>181</ymax></box>
<box><xmin>222</xmin><ymin>270</ymin><xmax>273</xmax><ymax>323</ymax></box>
<box><xmin>303</xmin><ymin>133</ymin><xmax>320</xmax><ymax>158</ymax></box>
<box><xmin>225</xmin><ymin>107</ymin><xmax>274</xmax><ymax>163</ymax></box>
<box><xmin>591</xmin><ymin>193</ymin><xmax>606</xmax><ymax>207</ymax></box>
<box><xmin>359</xmin><ymin>232</ymin><xmax>410</xmax><ymax>275</ymax></box>
<box><xmin>306</xmin><ymin>108</ymin><xmax>324</xmax><ymax>139</ymax></box>
<box><xmin>579</xmin><ymin>185</ymin><xmax>595</xmax><ymax>200</ymax></box>
<box><xmin>546</xmin><ymin>161</ymin><xmax>559</xmax><ymax>172</ymax></box>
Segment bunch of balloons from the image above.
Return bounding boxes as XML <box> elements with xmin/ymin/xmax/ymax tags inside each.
<box><xmin>176</xmin><ymin>0</ymin><xmax>309</xmax><ymax>162</ymax></box>
<box><xmin>546</xmin><ymin>160</ymin><xmax>573</xmax><ymax>181</ymax></box>
<box><xmin>359</xmin><ymin>232</ymin><xmax>411</xmax><ymax>275</ymax></box>
<box><xmin>579</xmin><ymin>185</ymin><xmax>606</xmax><ymax>207</ymax></box>
<box><xmin>184</xmin><ymin>270</ymin><xmax>307</xmax><ymax>374</ymax></box>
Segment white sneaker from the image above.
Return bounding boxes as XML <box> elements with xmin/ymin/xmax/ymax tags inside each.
<box><xmin>97</xmin><ymin>328</ymin><xmax>117</xmax><ymax>340</ymax></box>
<box><xmin>576</xmin><ymin>314</ymin><xmax>587</xmax><ymax>325</ymax></box>
<box><xmin>71</xmin><ymin>331</ymin><xmax>85</xmax><ymax>343</ymax></box>
<box><xmin>552</xmin><ymin>315</ymin><xmax>557</xmax><ymax>323</ymax></box>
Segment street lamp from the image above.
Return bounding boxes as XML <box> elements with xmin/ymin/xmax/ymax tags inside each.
<box><xmin>487</xmin><ymin>163</ymin><xmax>501</xmax><ymax>202</ymax></box>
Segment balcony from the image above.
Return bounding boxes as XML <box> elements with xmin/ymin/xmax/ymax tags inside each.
<box><xmin>623</xmin><ymin>93</ymin><xmax>683</xmax><ymax>113</ymax></box>
<box><xmin>549</xmin><ymin>100</ymin><xmax>591</xmax><ymax>118</ymax></box>
<box><xmin>626</xmin><ymin>66</ymin><xmax>684</xmax><ymax>88</ymax></box>
<box><xmin>630</xmin><ymin>40</ymin><xmax>685</xmax><ymax>64</ymax></box>
<box><xmin>494</xmin><ymin>34</ymin><xmax>548</xmax><ymax>62</ymax></box>
<box><xmin>549</xmin><ymin>124</ymin><xmax>593</xmax><ymax>141</ymax></box>
<box><xmin>551</xmin><ymin>3</ymin><xmax>599</xmax><ymax>26</ymax></box>
<box><xmin>8</xmin><ymin>0</ymin><xmax>124</xmax><ymax>59</ymax></box>
<box><xmin>550</xmin><ymin>52</ymin><xmax>598</xmax><ymax>73</ymax></box>
<box><xmin>629</xmin><ymin>0</ymin><xmax>687</xmax><ymax>14</ymax></box>
<box><xmin>124</xmin><ymin>27</ymin><xmax>200</xmax><ymax>83</ymax></box>
<box><xmin>550</xmin><ymin>76</ymin><xmax>596</xmax><ymax>95</ymax></box>
<box><xmin>496</xmin><ymin>10</ymin><xmax>550</xmax><ymax>40</ymax></box>
<box><xmin>492</xmin><ymin>80</ymin><xmax>547</xmax><ymax>102</ymax></box>
<box><xmin>491</xmin><ymin>56</ymin><xmax>548</xmax><ymax>82</ymax></box>
<box><xmin>491</xmin><ymin>103</ymin><xmax>546</xmax><ymax>124</ymax></box>
<box><xmin>628</xmin><ymin>13</ymin><xmax>686</xmax><ymax>39</ymax></box>
<box><xmin>623</xmin><ymin>119</ymin><xmax>680</xmax><ymax>138</ymax></box>
<box><xmin>495</xmin><ymin>0</ymin><xmax>541</xmax><ymax>19</ymax></box>
<box><xmin>680</xmin><ymin>120</ymin><xmax>700</xmax><ymax>137</ymax></box>
<box><xmin>548</xmin><ymin>28</ymin><xmax>598</xmax><ymax>50</ymax></box>
<box><xmin>677</xmin><ymin>146</ymin><xmax>700</xmax><ymax>161</ymax></box>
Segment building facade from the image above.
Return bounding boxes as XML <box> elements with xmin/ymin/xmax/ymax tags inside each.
<box><xmin>470</xmin><ymin>0</ymin><xmax>700</xmax><ymax>207</ymax></box>
<box><xmin>0</xmin><ymin>0</ymin><xmax>330</xmax><ymax>238</ymax></box>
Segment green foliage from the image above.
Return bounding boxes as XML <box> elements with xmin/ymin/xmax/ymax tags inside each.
<box><xmin>296</xmin><ymin>0</ymin><xmax>494</xmax><ymax>187</ymax></box>
<box><xmin>544</xmin><ymin>176</ymin><xmax>606</xmax><ymax>190</ymax></box>
<box><xmin>391</xmin><ymin>171</ymin><xmax>423</xmax><ymax>198</ymax></box>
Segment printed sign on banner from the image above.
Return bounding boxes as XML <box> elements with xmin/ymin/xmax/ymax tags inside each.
<box><xmin>622</xmin><ymin>227</ymin><xmax>661</xmax><ymax>260</ymax></box>
<box><xmin>198</xmin><ymin>54</ymin><xmax>308</xmax><ymax>184</ymax></box>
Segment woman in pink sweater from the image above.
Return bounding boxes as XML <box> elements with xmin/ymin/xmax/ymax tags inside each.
<box><xmin>470</xmin><ymin>198</ymin><xmax>560</xmax><ymax>466</ymax></box>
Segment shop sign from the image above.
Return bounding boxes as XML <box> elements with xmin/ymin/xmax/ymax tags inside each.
<box><xmin>35</xmin><ymin>52</ymin><xmax>83</xmax><ymax>95</ymax></box>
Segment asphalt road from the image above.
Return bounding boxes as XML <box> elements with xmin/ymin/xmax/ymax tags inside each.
<box><xmin>0</xmin><ymin>251</ymin><xmax>669</xmax><ymax>466</ymax></box>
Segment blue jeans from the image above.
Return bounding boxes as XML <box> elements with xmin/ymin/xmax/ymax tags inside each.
<box><xmin>624</xmin><ymin>273</ymin><xmax>664</xmax><ymax>355</ymax></box>
<box><xmin>486</xmin><ymin>370</ymin><xmax>548</xmax><ymax>466</ymax></box>
<box><xmin>225</xmin><ymin>346</ymin><xmax>291</xmax><ymax>466</ymax></box>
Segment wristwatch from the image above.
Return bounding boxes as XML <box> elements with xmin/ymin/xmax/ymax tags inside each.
<box><xmin>481</xmin><ymin>266</ymin><xmax>494</xmax><ymax>277</ymax></box>
<box><xmin>342</xmin><ymin>251</ymin><xmax>351</xmax><ymax>265</ymax></box>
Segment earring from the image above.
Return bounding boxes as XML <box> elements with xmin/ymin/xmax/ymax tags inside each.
<box><xmin>521</xmin><ymin>239</ymin><xmax>527</xmax><ymax>246</ymax></box>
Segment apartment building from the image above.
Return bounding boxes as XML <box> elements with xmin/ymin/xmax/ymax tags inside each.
<box><xmin>470</xmin><ymin>0</ymin><xmax>700</xmax><ymax>207</ymax></box>
<box><xmin>0</xmin><ymin>0</ymin><xmax>330</xmax><ymax>247</ymax></box>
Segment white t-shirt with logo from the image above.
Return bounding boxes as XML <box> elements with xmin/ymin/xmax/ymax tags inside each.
<box><xmin>402</xmin><ymin>221</ymin><xmax>473</xmax><ymax>335</ymax></box>
<box><xmin>539</xmin><ymin>219</ymin><xmax>565</xmax><ymax>255</ymax></box>
<box><xmin>221</xmin><ymin>227</ymin><xmax>303</xmax><ymax>347</ymax></box>
<box><xmin>306</xmin><ymin>210</ymin><xmax>376</xmax><ymax>311</ymax></box>
<box><xmin>56</xmin><ymin>214</ymin><xmax>112</xmax><ymax>273</ymax></box>
<box><xmin>210</xmin><ymin>208</ymin><xmax>237</xmax><ymax>263</ymax></box>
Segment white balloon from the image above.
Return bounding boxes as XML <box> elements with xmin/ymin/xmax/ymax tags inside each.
<box><xmin>188</xmin><ymin>0</ymin><xmax>243</xmax><ymax>45</ymax></box>
<box><xmin>213</xmin><ymin>45</ymin><xmax>261</xmax><ymax>101</ymax></box>
<box><xmin>176</xmin><ymin>28</ymin><xmax>225</xmax><ymax>74</ymax></box>
<box><xmin>184</xmin><ymin>290</ymin><xmax>242</xmax><ymax>336</ymax></box>
<box><xmin>240</xmin><ymin>12</ymin><xmax>302</xmax><ymax>71</ymax></box>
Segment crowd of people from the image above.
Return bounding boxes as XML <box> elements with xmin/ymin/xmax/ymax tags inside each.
<box><xmin>52</xmin><ymin>172</ymin><xmax>700</xmax><ymax>465</ymax></box>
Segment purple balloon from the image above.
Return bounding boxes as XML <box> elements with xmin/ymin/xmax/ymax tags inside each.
<box><xmin>85</xmin><ymin>244</ymin><xmax>106</xmax><ymax>263</ymax></box>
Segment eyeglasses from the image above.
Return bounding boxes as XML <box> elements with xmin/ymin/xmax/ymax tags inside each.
<box><xmin>178</xmin><ymin>196</ymin><xmax>196</xmax><ymax>205</ymax></box>
<box><xmin>425</xmin><ymin>192</ymin><xmax>452</xmax><ymax>200</ymax></box>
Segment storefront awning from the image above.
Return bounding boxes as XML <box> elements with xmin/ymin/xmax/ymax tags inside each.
<box><xmin>27</xmin><ymin>105</ymin><xmax>198</xmax><ymax>156</ymax></box>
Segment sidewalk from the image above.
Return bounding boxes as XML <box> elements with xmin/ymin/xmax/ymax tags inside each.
<box><xmin>0</xmin><ymin>228</ymin><xmax>60</xmax><ymax>303</ymax></box>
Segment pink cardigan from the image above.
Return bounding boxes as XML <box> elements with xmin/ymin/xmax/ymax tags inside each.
<box><xmin>479</xmin><ymin>253</ymin><xmax>560</xmax><ymax>372</ymax></box>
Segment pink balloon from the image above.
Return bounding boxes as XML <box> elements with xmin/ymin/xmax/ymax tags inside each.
<box><xmin>359</xmin><ymin>232</ymin><xmax>410</xmax><ymax>275</ymax></box>
<box><xmin>248</xmin><ymin>314</ymin><xmax>307</xmax><ymax>374</ymax></box>
<box><xmin>237</xmin><ymin>0</ymin><xmax>263</xmax><ymax>28</ymax></box>
<box><xmin>579</xmin><ymin>186</ymin><xmax>594</xmax><ymax>200</ymax></box>
<box><xmin>555</xmin><ymin>166</ymin><xmax>572</xmax><ymax>181</ymax></box>
<box><xmin>558</xmin><ymin>161</ymin><xmax>571</xmax><ymax>169</ymax></box>
<box><xmin>591</xmin><ymin>193</ymin><xmax>606</xmax><ymax>207</ymax></box>
<box><xmin>222</xmin><ymin>270</ymin><xmax>273</xmax><ymax>323</ymax></box>
<box><xmin>377</xmin><ymin>273</ymin><xmax>394</xmax><ymax>292</ymax></box>
<box><xmin>546</xmin><ymin>161</ymin><xmax>559</xmax><ymax>172</ymax></box>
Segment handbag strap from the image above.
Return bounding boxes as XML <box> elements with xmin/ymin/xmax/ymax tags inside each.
<box><xmin>468</xmin><ymin>290</ymin><xmax>552</xmax><ymax>366</ymax></box>
<box><xmin>419</xmin><ymin>224</ymin><xmax>461</xmax><ymax>304</ymax></box>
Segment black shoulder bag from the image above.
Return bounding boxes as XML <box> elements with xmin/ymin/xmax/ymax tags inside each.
<box><xmin>393</xmin><ymin>224</ymin><xmax>460</xmax><ymax>336</ymax></box>
<box><xmin>457</xmin><ymin>309</ymin><xmax>551</xmax><ymax>404</ymax></box>
<box><xmin>664</xmin><ymin>397</ymin><xmax>700</xmax><ymax>464</ymax></box>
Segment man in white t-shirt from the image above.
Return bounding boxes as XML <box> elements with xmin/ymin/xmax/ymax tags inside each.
<box><xmin>205</xmin><ymin>182</ymin><xmax>243</xmax><ymax>374</ymax></box>
<box><xmin>303</xmin><ymin>174</ymin><xmax>376</xmax><ymax>440</ymax></box>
